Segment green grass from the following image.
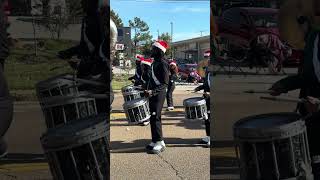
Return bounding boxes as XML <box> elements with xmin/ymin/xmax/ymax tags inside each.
<box><xmin>3</xmin><ymin>39</ymin><xmax>132</xmax><ymax>101</ymax></box>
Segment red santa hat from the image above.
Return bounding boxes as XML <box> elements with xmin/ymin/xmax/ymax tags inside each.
<box><xmin>153</xmin><ymin>40</ymin><xmax>169</xmax><ymax>53</ymax></box>
<box><xmin>141</xmin><ymin>58</ymin><xmax>153</xmax><ymax>66</ymax></box>
<box><xmin>169</xmin><ymin>59</ymin><xmax>177</xmax><ymax>66</ymax></box>
<box><xmin>135</xmin><ymin>55</ymin><xmax>144</xmax><ymax>61</ymax></box>
<box><xmin>204</xmin><ymin>50</ymin><xmax>210</xmax><ymax>57</ymax></box>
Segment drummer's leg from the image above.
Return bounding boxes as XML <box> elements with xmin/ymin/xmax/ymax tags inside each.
<box><xmin>166</xmin><ymin>80</ymin><xmax>175</xmax><ymax>110</ymax></box>
<box><xmin>305</xmin><ymin>112</ymin><xmax>320</xmax><ymax>179</ymax></box>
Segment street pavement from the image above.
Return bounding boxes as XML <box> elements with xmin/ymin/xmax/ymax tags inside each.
<box><xmin>212</xmin><ymin>70</ymin><xmax>300</xmax><ymax>180</ymax></box>
<box><xmin>0</xmin><ymin>84</ymin><xmax>210</xmax><ymax>179</ymax></box>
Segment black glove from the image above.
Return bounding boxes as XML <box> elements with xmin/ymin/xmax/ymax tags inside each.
<box><xmin>57</xmin><ymin>50</ymin><xmax>73</xmax><ymax>60</ymax></box>
<box><xmin>269</xmin><ymin>81</ymin><xmax>287</xmax><ymax>96</ymax></box>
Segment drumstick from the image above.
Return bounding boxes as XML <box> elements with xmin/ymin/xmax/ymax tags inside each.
<box><xmin>260</xmin><ymin>96</ymin><xmax>306</xmax><ymax>103</ymax></box>
<box><xmin>244</xmin><ymin>90</ymin><xmax>273</xmax><ymax>94</ymax></box>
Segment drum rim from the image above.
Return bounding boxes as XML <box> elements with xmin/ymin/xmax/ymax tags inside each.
<box><xmin>122</xmin><ymin>91</ymin><xmax>141</xmax><ymax>96</ymax></box>
<box><xmin>41</xmin><ymin>94</ymin><xmax>95</xmax><ymax>108</ymax></box>
<box><xmin>41</xmin><ymin>113</ymin><xmax>108</xmax><ymax>151</ymax></box>
<box><xmin>233</xmin><ymin>112</ymin><xmax>305</xmax><ymax>140</ymax></box>
<box><xmin>121</xmin><ymin>85</ymin><xmax>135</xmax><ymax>91</ymax></box>
<box><xmin>183</xmin><ymin>97</ymin><xmax>206</xmax><ymax>106</ymax></box>
<box><xmin>36</xmin><ymin>73</ymin><xmax>75</xmax><ymax>89</ymax></box>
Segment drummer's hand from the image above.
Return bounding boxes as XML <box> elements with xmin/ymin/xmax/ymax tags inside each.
<box><xmin>144</xmin><ymin>90</ymin><xmax>152</xmax><ymax>97</ymax></box>
<box><xmin>194</xmin><ymin>87</ymin><xmax>200</xmax><ymax>92</ymax></box>
<box><xmin>269</xmin><ymin>82</ymin><xmax>286</xmax><ymax>96</ymax></box>
<box><xmin>305</xmin><ymin>96</ymin><xmax>320</xmax><ymax>113</ymax></box>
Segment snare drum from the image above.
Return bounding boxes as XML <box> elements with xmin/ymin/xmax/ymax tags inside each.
<box><xmin>41</xmin><ymin>114</ymin><xmax>109</xmax><ymax>180</ymax></box>
<box><xmin>36</xmin><ymin>74</ymin><xmax>79</xmax><ymax>99</ymax></box>
<box><xmin>41</xmin><ymin>96</ymin><xmax>97</xmax><ymax>128</ymax></box>
<box><xmin>183</xmin><ymin>97</ymin><xmax>208</xmax><ymax>120</ymax></box>
<box><xmin>123</xmin><ymin>98</ymin><xmax>151</xmax><ymax>124</ymax></box>
<box><xmin>122</xmin><ymin>91</ymin><xmax>141</xmax><ymax>102</ymax></box>
<box><xmin>233</xmin><ymin>112</ymin><xmax>313</xmax><ymax>180</ymax></box>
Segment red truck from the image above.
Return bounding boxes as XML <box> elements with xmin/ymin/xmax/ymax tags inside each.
<box><xmin>216</xmin><ymin>7</ymin><xmax>302</xmax><ymax>68</ymax></box>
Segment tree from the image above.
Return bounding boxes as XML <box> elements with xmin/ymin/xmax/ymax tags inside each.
<box><xmin>159</xmin><ymin>32</ymin><xmax>173</xmax><ymax>57</ymax></box>
<box><xmin>129</xmin><ymin>17</ymin><xmax>153</xmax><ymax>55</ymax></box>
<box><xmin>111</xmin><ymin>9</ymin><xmax>123</xmax><ymax>27</ymax></box>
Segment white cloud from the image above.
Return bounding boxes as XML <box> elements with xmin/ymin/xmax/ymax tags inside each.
<box><xmin>169</xmin><ymin>6</ymin><xmax>208</xmax><ymax>13</ymax></box>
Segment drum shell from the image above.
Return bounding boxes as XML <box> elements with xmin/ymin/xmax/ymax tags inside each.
<box><xmin>122</xmin><ymin>91</ymin><xmax>141</xmax><ymax>102</ymax></box>
<box><xmin>121</xmin><ymin>85</ymin><xmax>136</xmax><ymax>94</ymax></box>
<box><xmin>41</xmin><ymin>114</ymin><xmax>109</xmax><ymax>180</ymax></box>
<box><xmin>41</xmin><ymin>95</ymin><xmax>98</xmax><ymax>128</ymax></box>
<box><xmin>183</xmin><ymin>97</ymin><xmax>208</xmax><ymax>120</ymax></box>
<box><xmin>123</xmin><ymin>98</ymin><xmax>151</xmax><ymax>124</ymax></box>
<box><xmin>233</xmin><ymin>113</ymin><xmax>313</xmax><ymax>180</ymax></box>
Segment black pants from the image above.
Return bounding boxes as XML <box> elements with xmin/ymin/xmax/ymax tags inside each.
<box><xmin>149</xmin><ymin>91</ymin><xmax>166</xmax><ymax>142</ymax></box>
<box><xmin>166</xmin><ymin>80</ymin><xmax>175</xmax><ymax>107</ymax></box>
<box><xmin>305</xmin><ymin>112</ymin><xmax>320</xmax><ymax>179</ymax></box>
<box><xmin>0</xmin><ymin>65</ymin><xmax>13</xmax><ymax>138</ymax></box>
<box><xmin>205</xmin><ymin>95</ymin><xmax>210</xmax><ymax>136</ymax></box>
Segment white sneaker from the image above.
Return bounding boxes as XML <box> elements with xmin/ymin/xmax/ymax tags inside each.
<box><xmin>143</xmin><ymin>121</ymin><xmax>150</xmax><ymax>126</ymax></box>
<box><xmin>150</xmin><ymin>141</ymin><xmax>166</xmax><ymax>154</ymax></box>
<box><xmin>201</xmin><ymin>136</ymin><xmax>210</xmax><ymax>144</ymax></box>
<box><xmin>167</xmin><ymin>107</ymin><xmax>174</xmax><ymax>111</ymax></box>
<box><xmin>206</xmin><ymin>140</ymin><xmax>210</xmax><ymax>148</ymax></box>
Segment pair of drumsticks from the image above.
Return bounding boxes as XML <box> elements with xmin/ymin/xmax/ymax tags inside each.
<box><xmin>244</xmin><ymin>90</ymin><xmax>320</xmax><ymax>104</ymax></box>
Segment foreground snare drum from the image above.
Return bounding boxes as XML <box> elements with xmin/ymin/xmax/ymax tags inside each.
<box><xmin>183</xmin><ymin>97</ymin><xmax>208</xmax><ymax>120</ymax></box>
<box><xmin>122</xmin><ymin>91</ymin><xmax>141</xmax><ymax>102</ymax></box>
<box><xmin>123</xmin><ymin>98</ymin><xmax>150</xmax><ymax>124</ymax></box>
<box><xmin>41</xmin><ymin>114</ymin><xmax>109</xmax><ymax>180</ymax></box>
<box><xmin>41</xmin><ymin>96</ymin><xmax>97</xmax><ymax>128</ymax></box>
<box><xmin>233</xmin><ymin>112</ymin><xmax>313</xmax><ymax>180</ymax></box>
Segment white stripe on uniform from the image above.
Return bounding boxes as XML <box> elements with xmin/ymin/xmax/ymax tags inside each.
<box><xmin>151</xmin><ymin>64</ymin><xmax>161</xmax><ymax>85</ymax></box>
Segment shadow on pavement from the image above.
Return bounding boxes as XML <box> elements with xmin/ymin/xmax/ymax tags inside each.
<box><xmin>0</xmin><ymin>153</ymin><xmax>46</xmax><ymax>164</ymax></box>
<box><xmin>111</xmin><ymin>138</ymin><xmax>208</xmax><ymax>154</ymax></box>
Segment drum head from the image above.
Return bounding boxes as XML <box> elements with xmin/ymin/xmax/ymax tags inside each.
<box><xmin>36</xmin><ymin>73</ymin><xmax>74</xmax><ymax>90</ymax></box>
<box><xmin>41</xmin><ymin>113</ymin><xmax>108</xmax><ymax>151</ymax></box>
<box><xmin>123</xmin><ymin>98</ymin><xmax>148</xmax><ymax>109</ymax></box>
<box><xmin>183</xmin><ymin>97</ymin><xmax>206</xmax><ymax>106</ymax></box>
<box><xmin>234</xmin><ymin>112</ymin><xmax>305</xmax><ymax>140</ymax></box>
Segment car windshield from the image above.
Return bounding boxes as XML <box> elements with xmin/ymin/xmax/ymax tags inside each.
<box><xmin>251</xmin><ymin>14</ymin><xmax>278</xmax><ymax>28</ymax></box>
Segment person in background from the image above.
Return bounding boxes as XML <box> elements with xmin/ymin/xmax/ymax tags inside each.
<box><xmin>0</xmin><ymin>0</ymin><xmax>13</xmax><ymax>158</ymax></box>
<box><xmin>195</xmin><ymin>66</ymin><xmax>212</xmax><ymax>147</ymax></box>
<box><xmin>144</xmin><ymin>40</ymin><xmax>169</xmax><ymax>154</ymax></box>
<box><xmin>166</xmin><ymin>59</ymin><xmax>178</xmax><ymax>111</ymax></box>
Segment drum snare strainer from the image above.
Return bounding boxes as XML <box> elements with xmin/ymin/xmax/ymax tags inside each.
<box><xmin>183</xmin><ymin>97</ymin><xmax>208</xmax><ymax>120</ymax></box>
<box><xmin>123</xmin><ymin>98</ymin><xmax>151</xmax><ymax>124</ymax></box>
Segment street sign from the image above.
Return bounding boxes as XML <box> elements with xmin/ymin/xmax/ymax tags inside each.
<box><xmin>115</xmin><ymin>44</ymin><xmax>125</xmax><ymax>50</ymax></box>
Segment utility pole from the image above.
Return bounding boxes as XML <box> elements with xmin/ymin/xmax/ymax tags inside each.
<box><xmin>157</xmin><ymin>29</ymin><xmax>160</xmax><ymax>40</ymax></box>
<box><xmin>200</xmin><ymin>30</ymin><xmax>206</xmax><ymax>37</ymax></box>
<box><xmin>170</xmin><ymin>22</ymin><xmax>173</xmax><ymax>59</ymax></box>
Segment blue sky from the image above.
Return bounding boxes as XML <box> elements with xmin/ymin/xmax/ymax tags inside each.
<box><xmin>111</xmin><ymin>0</ymin><xmax>210</xmax><ymax>42</ymax></box>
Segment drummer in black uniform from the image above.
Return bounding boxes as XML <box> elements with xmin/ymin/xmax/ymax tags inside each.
<box><xmin>58</xmin><ymin>0</ymin><xmax>112</xmax><ymax>113</ymax></box>
<box><xmin>128</xmin><ymin>56</ymin><xmax>143</xmax><ymax>86</ymax></box>
<box><xmin>0</xmin><ymin>0</ymin><xmax>12</xmax><ymax>158</ymax></box>
<box><xmin>269</xmin><ymin>14</ymin><xmax>320</xmax><ymax>178</ymax></box>
<box><xmin>144</xmin><ymin>40</ymin><xmax>169</xmax><ymax>154</ymax></box>
<box><xmin>166</xmin><ymin>59</ymin><xmax>178</xmax><ymax>111</ymax></box>
<box><xmin>195</xmin><ymin>66</ymin><xmax>212</xmax><ymax>147</ymax></box>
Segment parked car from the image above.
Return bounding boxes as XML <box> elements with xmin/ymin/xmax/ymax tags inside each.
<box><xmin>177</xmin><ymin>63</ymin><xmax>198</xmax><ymax>80</ymax></box>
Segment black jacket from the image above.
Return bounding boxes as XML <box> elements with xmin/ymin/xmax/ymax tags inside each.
<box><xmin>148</xmin><ymin>59</ymin><xmax>169</xmax><ymax>96</ymax></box>
<box><xmin>0</xmin><ymin>7</ymin><xmax>9</xmax><ymax>62</ymax></box>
